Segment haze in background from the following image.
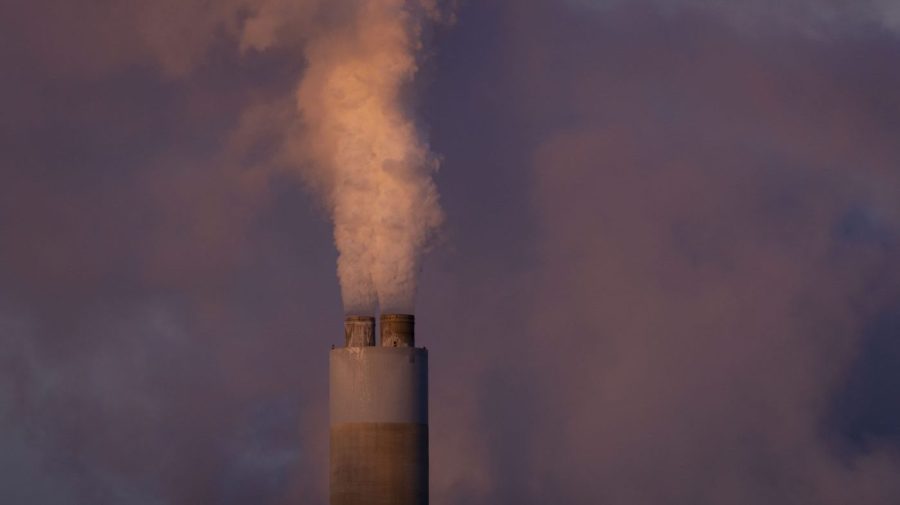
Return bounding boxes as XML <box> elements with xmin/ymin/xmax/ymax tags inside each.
<box><xmin>0</xmin><ymin>1</ymin><xmax>898</xmax><ymax>504</ymax></box>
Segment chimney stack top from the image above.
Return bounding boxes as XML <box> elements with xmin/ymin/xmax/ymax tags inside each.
<box><xmin>344</xmin><ymin>316</ymin><xmax>376</xmax><ymax>347</ymax></box>
<box><xmin>380</xmin><ymin>314</ymin><xmax>414</xmax><ymax>347</ymax></box>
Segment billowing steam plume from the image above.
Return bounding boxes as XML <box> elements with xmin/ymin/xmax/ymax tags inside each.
<box><xmin>295</xmin><ymin>1</ymin><xmax>444</xmax><ymax>315</ymax></box>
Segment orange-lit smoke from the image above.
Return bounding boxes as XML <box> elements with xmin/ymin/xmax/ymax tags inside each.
<box><xmin>293</xmin><ymin>1</ymin><xmax>444</xmax><ymax>314</ymax></box>
<box><xmin>45</xmin><ymin>0</ymin><xmax>447</xmax><ymax>314</ymax></box>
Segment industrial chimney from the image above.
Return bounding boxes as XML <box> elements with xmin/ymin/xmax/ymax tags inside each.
<box><xmin>330</xmin><ymin>314</ymin><xmax>428</xmax><ymax>505</ymax></box>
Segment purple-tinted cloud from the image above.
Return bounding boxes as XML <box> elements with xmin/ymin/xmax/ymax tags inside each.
<box><xmin>0</xmin><ymin>1</ymin><xmax>898</xmax><ymax>504</ymax></box>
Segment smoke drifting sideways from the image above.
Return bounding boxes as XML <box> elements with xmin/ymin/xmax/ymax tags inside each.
<box><xmin>292</xmin><ymin>0</ymin><xmax>444</xmax><ymax>315</ymax></box>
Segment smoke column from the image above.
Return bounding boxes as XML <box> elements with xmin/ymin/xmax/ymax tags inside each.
<box><xmin>296</xmin><ymin>0</ymin><xmax>443</xmax><ymax>315</ymax></box>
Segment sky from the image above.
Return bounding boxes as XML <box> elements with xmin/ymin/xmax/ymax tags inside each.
<box><xmin>1</xmin><ymin>0</ymin><xmax>900</xmax><ymax>504</ymax></box>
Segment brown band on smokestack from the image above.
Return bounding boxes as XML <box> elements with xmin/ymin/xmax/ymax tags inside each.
<box><xmin>344</xmin><ymin>316</ymin><xmax>376</xmax><ymax>347</ymax></box>
<box><xmin>380</xmin><ymin>314</ymin><xmax>414</xmax><ymax>347</ymax></box>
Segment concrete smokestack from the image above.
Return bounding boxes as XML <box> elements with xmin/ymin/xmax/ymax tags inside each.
<box><xmin>344</xmin><ymin>315</ymin><xmax>376</xmax><ymax>347</ymax></box>
<box><xmin>330</xmin><ymin>314</ymin><xmax>428</xmax><ymax>505</ymax></box>
<box><xmin>380</xmin><ymin>313</ymin><xmax>414</xmax><ymax>347</ymax></box>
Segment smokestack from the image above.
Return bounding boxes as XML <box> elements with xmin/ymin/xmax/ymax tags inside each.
<box><xmin>380</xmin><ymin>313</ymin><xmax>414</xmax><ymax>347</ymax></box>
<box><xmin>344</xmin><ymin>315</ymin><xmax>375</xmax><ymax>347</ymax></box>
<box><xmin>330</xmin><ymin>314</ymin><xmax>428</xmax><ymax>505</ymax></box>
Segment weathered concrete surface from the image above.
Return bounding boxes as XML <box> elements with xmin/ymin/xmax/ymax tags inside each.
<box><xmin>344</xmin><ymin>316</ymin><xmax>376</xmax><ymax>347</ymax></box>
<box><xmin>330</xmin><ymin>423</ymin><xmax>428</xmax><ymax>505</ymax></box>
<box><xmin>330</xmin><ymin>347</ymin><xmax>427</xmax><ymax>424</ymax></box>
<box><xmin>330</xmin><ymin>345</ymin><xmax>428</xmax><ymax>505</ymax></box>
<box><xmin>380</xmin><ymin>314</ymin><xmax>415</xmax><ymax>347</ymax></box>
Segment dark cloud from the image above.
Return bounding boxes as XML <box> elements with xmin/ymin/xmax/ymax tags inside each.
<box><xmin>1</xmin><ymin>1</ymin><xmax>899</xmax><ymax>504</ymax></box>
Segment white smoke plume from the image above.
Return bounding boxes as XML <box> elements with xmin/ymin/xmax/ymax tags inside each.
<box><xmin>49</xmin><ymin>0</ymin><xmax>447</xmax><ymax>315</ymax></box>
<box><xmin>290</xmin><ymin>0</ymin><xmax>445</xmax><ymax>315</ymax></box>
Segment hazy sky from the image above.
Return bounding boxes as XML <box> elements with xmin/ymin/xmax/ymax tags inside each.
<box><xmin>1</xmin><ymin>1</ymin><xmax>899</xmax><ymax>504</ymax></box>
